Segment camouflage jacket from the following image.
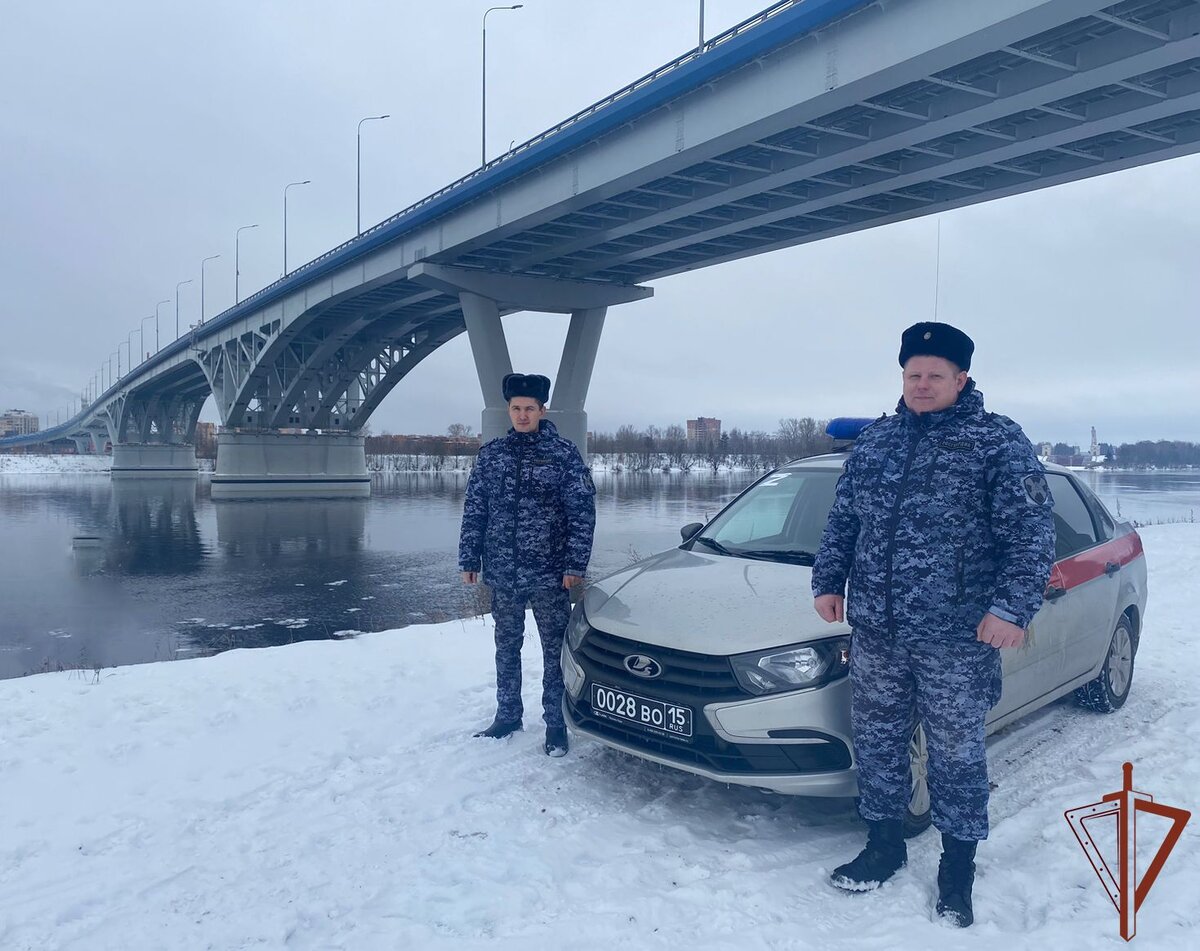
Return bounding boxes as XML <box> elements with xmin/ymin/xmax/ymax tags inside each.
<box><xmin>812</xmin><ymin>384</ymin><xmax>1055</xmax><ymax>638</ymax></box>
<box><xmin>458</xmin><ymin>419</ymin><xmax>596</xmax><ymax>592</ymax></box>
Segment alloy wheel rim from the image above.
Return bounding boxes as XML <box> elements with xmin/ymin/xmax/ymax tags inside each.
<box><xmin>1108</xmin><ymin>625</ymin><xmax>1133</xmax><ymax>696</ymax></box>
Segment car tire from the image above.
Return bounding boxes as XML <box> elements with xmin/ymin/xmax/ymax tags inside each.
<box><xmin>1074</xmin><ymin>615</ymin><xmax>1136</xmax><ymax>713</ymax></box>
<box><xmin>903</xmin><ymin>723</ymin><xmax>932</xmax><ymax>838</ymax></box>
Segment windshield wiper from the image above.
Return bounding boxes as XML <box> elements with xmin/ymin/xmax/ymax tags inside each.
<box><xmin>735</xmin><ymin>549</ymin><xmax>817</xmax><ymax>565</ymax></box>
<box><xmin>694</xmin><ymin>536</ymin><xmax>734</xmax><ymax>556</ymax></box>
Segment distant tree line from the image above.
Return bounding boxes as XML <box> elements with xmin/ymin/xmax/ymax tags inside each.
<box><xmin>365</xmin><ymin>430</ymin><xmax>480</xmax><ymax>471</ymax></box>
<box><xmin>1110</xmin><ymin>440</ymin><xmax>1200</xmax><ymax>468</ymax></box>
<box><xmin>362</xmin><ymin>417</ymin><xmax>835</xmax><ymax>472</ymax></box>
<box><xmin>589</xmin><ymin>417</ymin><xmax>834</xmax><ymax>471</ymax></box>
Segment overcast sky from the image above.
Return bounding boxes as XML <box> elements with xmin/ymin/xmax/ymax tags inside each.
<box><xmin>2</xmin><ymin>0</ymin><xmax>1197</xmax><ymax>448</ymax></box>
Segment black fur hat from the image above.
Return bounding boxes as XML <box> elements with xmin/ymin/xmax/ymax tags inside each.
<box><xmin>898</xmin><ymin>322</ymin><xmax>974</xmax><ymax>371</ymax></box>
<box><xmin>502</xmin><ymin>372</ymin><xmax>551</xmax><ymax>404</ymax></box>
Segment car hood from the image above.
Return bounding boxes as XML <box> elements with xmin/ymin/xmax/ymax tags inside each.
<box><xmin>583</xmin><ymin>546</ymin><xmax>846</xmax><ymax>656</ymax></box>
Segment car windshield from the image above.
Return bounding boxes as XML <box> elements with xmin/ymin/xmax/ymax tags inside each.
<box><xmin>693</xmin><ymin>467</ymin><xmax>841</xmax><ymax>565</ymax></box>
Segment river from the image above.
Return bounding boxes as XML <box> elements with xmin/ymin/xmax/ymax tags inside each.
<box><xmin>1</xmin><ymin>466</ymin><xmax>1196</xmax><ymax>680</ymax></box>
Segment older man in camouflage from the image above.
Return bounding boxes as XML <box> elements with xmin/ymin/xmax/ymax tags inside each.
<box><xmin>459</xmin><ymin>372</ymin><xmax>596</xmax><ymax>757</ymax></box>
<box><xmin>812</xmin><ymin>322</ymin><xmax>1055</xmax><ymax>927</ymax></box>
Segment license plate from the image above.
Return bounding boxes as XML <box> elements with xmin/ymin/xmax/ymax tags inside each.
<box><xmin>590</xmin><ymin>682</ymin><xmax>693</xmax><ymax>739</ymax></box>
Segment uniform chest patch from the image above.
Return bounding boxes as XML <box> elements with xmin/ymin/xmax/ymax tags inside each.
<box><xmin>940</xmin><ymin>439</ymin><xmax>975</xmax><ymax>451</ymax></box>
<box><xmin>1023</xmin><ymin>473</ymin><xmax>1051</xmax><ymax>505</ymax></box>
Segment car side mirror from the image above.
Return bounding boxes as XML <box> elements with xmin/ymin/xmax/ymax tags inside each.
<box><xmin>681</xmin><ymin>521</ymin><xmax>704</xmax><ymax>542</ymax></box>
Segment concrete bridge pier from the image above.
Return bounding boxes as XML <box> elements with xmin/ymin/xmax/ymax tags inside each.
<box><xmin>210</xmin><ymin>430</ymin><xmax>370</xmax><ymax>500</ymax></box>
<box><xmin>547</xmin><ymin>307</ymin><xmax>607</xmax><ymax>453</ymax></box>
<box><xmin>111</xmin><ymin>444</ymin><xmax>199</xmax><ymax>479</ymax></box>
<box><xmin>409</xmin><ymin>263</ymin><xmax>652</xmax><ymax>454</ymax></box>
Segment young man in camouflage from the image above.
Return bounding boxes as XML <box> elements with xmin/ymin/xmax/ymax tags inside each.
<box><xmin>459</xmin><ymin>372</ymin><xmax>596</xmax><ymax>757</ymax></box>
<box><xmin>811</xmin><ymin>322</ymin><xmax>1055</xmax><ymax>927</ymax></box>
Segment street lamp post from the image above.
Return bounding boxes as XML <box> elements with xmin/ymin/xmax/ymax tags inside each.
<box><xmin>155</xmin><ymin>299</ymin><xmax>170</xmax><ymax>353</ymax></box>
<box><xmin>201</xmin><ymin>254</ymin><xmax>221</xmax><ymax>323</ymax></box>
<box><xmin>235</xmin><ymin>224</ymin><xmax>258</xmax><ymax>303</ymax></box>
<box><xmin>699</xmin><ymin>1</ymin><xmax>705</xmax><ymax>50</ymax></box>
<box><xmin>357</xmin><ymin>114</ymin><xmax>390</xmax><ymax>234</ymax></box>
<box><xmin>176</xmin><ymin>279</ymin><xmax>193</xmax><ymax>339</ymax></box>
<box><xmin>482</xmin><ymin>5</ymin><xmax>523</xmax><ymax>167</ymax></box>
<box><xmin>127</xmin><ymin>329</ymin><xmax>138</xmax><ymax>373</ymax></box>
<box><xmin>283</xmin><ymin>180</ymin><xmax>311</xmax><ymax>275</ymax></box>
<box><xmin>141</xmin><ymin>314</ymin><xmax>155</xmax><ymax>362</ymax></box>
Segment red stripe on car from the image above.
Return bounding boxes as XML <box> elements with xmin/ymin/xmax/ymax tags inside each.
<box><xmin>1051</xmin><ymin>532</ymin><xmax>1144</xmax><ymax>592</ymax></box>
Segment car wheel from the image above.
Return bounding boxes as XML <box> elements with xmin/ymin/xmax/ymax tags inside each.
<box><xmin>1075</xmin><ymin>615</ymin><xmax>1136</xmax><ymax>713</ymax></box>
<box><xmin>904</xmin><ymin>723</ymin><xmax>932</xmax><ymax>838</ymax></box>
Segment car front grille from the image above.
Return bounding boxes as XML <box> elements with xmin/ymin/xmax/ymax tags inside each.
<box><xmin>577</xmin><ymin>626</ymin><xmax>742</xmax><ymax>699</ymax></box>
<box><xmin>569</xmin><ymin>626</ymin><xmax>851</xmax><ymax>777</ymax></box>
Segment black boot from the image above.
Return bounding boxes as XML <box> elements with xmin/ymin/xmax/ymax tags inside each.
<box><xmin>829</xmin><ymin>819</ymin><xmax>907</xmax><ymax>891</ymax></box>
<box><xmin>936</xmin><ymin>835</ymin><xmax>977</xmax><ymax>927</ymax></box>
<box><xmin>544</xmin><ymin>726</ymin><xmax>569</xmax><ymax>757</ymax></box>
<box><xmin>474</xmin><ymin>716</ymin><xmax>523</xmax><ymax>739</ymax></box>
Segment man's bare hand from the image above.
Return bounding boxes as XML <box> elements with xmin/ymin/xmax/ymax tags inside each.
<box><xmin>563</xmin><ymin>574</ymin><xmax>584</xmax><ymax>589</ymax></box>
<box><xmin>814</xmin><ymin>594</ymin><xmax>845</xmax><ymax>624</ymax></box>
<box><xmin>977</xmin><ymin>612</ymin><xmax>1025</xmax><ymax>649</ymax></box>
<box><xmin>461</xmin><ymin>571</ymin><xmax>479</xmax><ymax>584</ymax></box>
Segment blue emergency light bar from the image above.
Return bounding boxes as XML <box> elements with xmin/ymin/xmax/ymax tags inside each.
<box><xmin>825</xmin><ymin>417</ymin><xmax>876</xmax><ymax>441</ymax></box>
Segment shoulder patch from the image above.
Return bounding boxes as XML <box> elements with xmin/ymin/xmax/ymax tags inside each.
<box><xmin>1023</xmin><ymin>472</ymin><xmax>1051</xmax><ymax>505</ymax></box>
<box><xmin>581</xmin><ymin>469</ymin><xmax>595</xmax><ymax>494</ymax></box>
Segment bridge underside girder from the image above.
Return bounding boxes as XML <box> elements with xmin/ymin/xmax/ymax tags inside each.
<box><xmin>443</xmin><ymin>0</ymin><xmax>1200</xmax><ymax>281</ymax></box>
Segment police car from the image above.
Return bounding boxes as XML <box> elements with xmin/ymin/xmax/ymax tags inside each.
<box><xmin>561</xmin><ymin>419</ymin><xmax>1147</xmax><ymax>833</ymax></box>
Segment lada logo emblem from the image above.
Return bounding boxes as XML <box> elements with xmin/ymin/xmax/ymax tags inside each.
<box><xmin>623</xmin><ymin>654</ymin><xmax>663</xmax><ymax>678</ymax></box>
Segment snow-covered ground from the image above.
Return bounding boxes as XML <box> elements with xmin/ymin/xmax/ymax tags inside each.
<box><xmin>2</xmin><ymin>525</ymin><xmax>1196</xmax><ymax>950</ymax></box>
<box><xmin>0</xmin><ymin>453</ymin><xmax>217</xmax><ymax>474</ymax></box>
<box><xmin>0</xmin><ymin>453</ymin><xmax>111</xmax><ymax>474</ymax></box>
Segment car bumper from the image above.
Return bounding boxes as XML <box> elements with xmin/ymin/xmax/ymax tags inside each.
<box><xmin>562</xmin><ymin>641</ymin><xmax>859</xmax><ymax>798</ymax></box>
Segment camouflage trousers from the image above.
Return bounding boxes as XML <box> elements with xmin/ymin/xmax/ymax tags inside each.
<box><xmin>491</xmin><ymin>586</ymin><xmax>571</xmax><ymax>728</ymax></box>
<box><xmin>850</xmin><ymin>629</ymin><xmax>1003</xmax><ymax>841</ymax></box>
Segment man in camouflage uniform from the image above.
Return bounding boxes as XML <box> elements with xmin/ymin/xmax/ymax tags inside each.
<box><xmin>459</xmin><ymin>372</ymin><xmax>596</xmax><ymax>757</ymax></box>
<box><xmin>812</xmin><ymin>322</ymin><xmax>1055</xmax><ymax>927</ymax></box>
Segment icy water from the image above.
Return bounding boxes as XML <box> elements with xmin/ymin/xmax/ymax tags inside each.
<box><xmin>0</xmin><ymin>467</ymin><xmax>1196</xmax><ymax>680</ymax></box>
<box><xmin>0</xmin><ymin>470</ymin><xmax>750</xmax><ymax>679</ymax></box>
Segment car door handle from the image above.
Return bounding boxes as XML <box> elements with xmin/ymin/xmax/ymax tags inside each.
<box><xmin>1104</xmin><ymin>561</ymin><xmax>1121</xmax><ymax>576</ymax></box>
<box><xmin>1043</xmin><ymin>585</ymin><xmax>1066</xmax><ymax>602</ymax></box>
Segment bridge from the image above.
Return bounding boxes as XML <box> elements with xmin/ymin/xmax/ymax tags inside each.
<box><xmin>5</xmin><ymin>0</ymin><xmax>1198</xmax><ymax>496</ymax></box>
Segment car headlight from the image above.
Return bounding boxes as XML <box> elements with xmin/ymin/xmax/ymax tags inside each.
<box><xmin>566</xmin><ymin>603</ymin><xmax>591</xmax><ymax>652</ymax></box>
<box><xmin>729</xmin><ymin>638</ymin><xmax>850</xmax><ymax>696</ymax></box>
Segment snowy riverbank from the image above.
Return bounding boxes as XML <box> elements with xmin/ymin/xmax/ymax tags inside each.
<box><xmin>2</xmin><ymin>525</ymin><xmax>1198</xmax><ymax>950</ymax></box>
<box><xmin>0</xmin><ymin>453</ymin><xmax>112</xmax><ymax>474</ymax></box>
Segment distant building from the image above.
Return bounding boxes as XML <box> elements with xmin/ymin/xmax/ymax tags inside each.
<box><xmin>0</xmin><ymin>409</ymin><xmax>39</xmax><ymax>436</ymax></box>
<box><xmin>687</xmin><ymin>416</ymin><xmax>721</xmax><ymax>444</ymax></box>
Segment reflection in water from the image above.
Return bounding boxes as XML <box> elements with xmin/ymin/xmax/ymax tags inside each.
<box><xmin>108</xmin><ymin>479</ymin><xmax>205</xmax><ymax>576</ymax></box>
<box><xmin>215</xmin><ymin>499</ymin><xmax>366</xmax><ymax>558</ymax></box>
